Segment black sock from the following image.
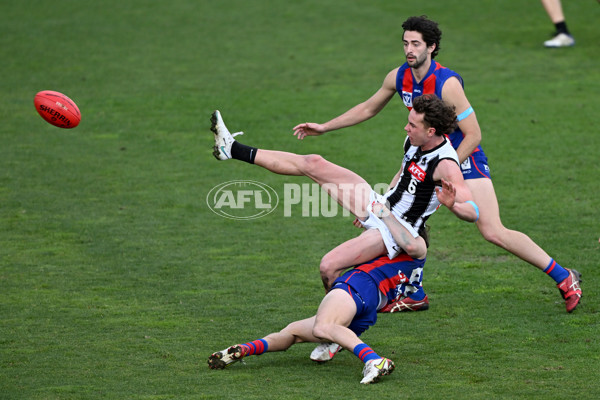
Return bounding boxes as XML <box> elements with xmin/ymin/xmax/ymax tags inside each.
<box><xmin>555</xmin><ymin>21</ymin><xmax>570</xmax><ymax>35</ymax></box>
<box><xmin>231</xmin><ymin>141</ymin><xmax>257</xmax><ymax>164</ymax></box>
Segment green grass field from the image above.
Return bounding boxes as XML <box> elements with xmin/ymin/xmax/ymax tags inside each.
<box><xmin>1</xmin><ymin>1</ymin><xmax>599</xmax><ymax>398</ymax></box>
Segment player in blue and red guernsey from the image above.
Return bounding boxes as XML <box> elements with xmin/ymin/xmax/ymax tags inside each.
<box><xmin>208</xmin><ymin>252</ymin><xmax>425</xmax><ymax>384</ymax></box>
<box><xmin>293</xmin><ymin>15</ymin><xmax>581</xmax><ymax>320</ymax></box>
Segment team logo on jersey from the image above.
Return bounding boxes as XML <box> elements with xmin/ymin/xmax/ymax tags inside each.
<box><xmin>402</xmin><ymin>91</ymin><xmax>413</xmax><ymax>108</ymax></box>
<box><xmin>408</xmin><ymin>162</ymin><xmax>426</xmax><ymax>182</ymax></box>
<box><xmin>460</xmin><ymin>158</ymin><xmax>471</xmax><ymax>175</ymax></box>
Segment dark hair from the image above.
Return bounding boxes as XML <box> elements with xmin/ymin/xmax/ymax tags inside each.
<box><xmin>412</xmin><ymin>94</ymin><xmax>457</xmax><ymax>136</ymax></box>
<box><xmin>402</xmin><ymin>16</ymin><xmax>442</xmax><ymax>59</ymax></box>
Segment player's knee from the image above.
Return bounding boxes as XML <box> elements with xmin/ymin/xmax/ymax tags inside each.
<box><xmin>482</xmin><ymin>231</ymin><xmax>501</xmax><ymax>245</ymax></box>
<box><xmin>281</xmin><ymin>320</ymin><xmax>303</xmax><ymax>336</ymax></box>
<box><xmin>311</xmin><ymin>322</ymin><xmax>333</xmax><ymax>343</ymax></box>
<box><xmin>319</xmin><ymin>255</ymin><xmax>342</xmax><ymax>287</ymax></box>
<box><xmin>319</xmin><ymin>255</ymin><xmax>337</xmax><ymax>278</ymax></box>
<box><xmin>403</xmin><ymin>242</ymin><xmax>426</xmax><ymax>259</ymax></box>
<box><xmin>278</xmin><ymin>323</ymin><xmax>307</xmax><ymax>345</ymax></box>
<box><xmin>300</xmin><ymin>154</ymin><xmax>327</xmax><ymax>175</ymax></box>
<box><xmin>477</xmin><ymin>223</ymin><xmax>505</xmax><ymax>246</ymax></box>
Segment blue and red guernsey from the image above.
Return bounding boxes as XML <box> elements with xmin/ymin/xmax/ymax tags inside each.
<box><xmin>396</xmin><ymin>60</ymin><xmax>481</xmax><ymax>153</ymax></box>
<box><xmin>356</xmin><ymin>254</ymin><xmax>425</xmax><ymax>304</ymax></box>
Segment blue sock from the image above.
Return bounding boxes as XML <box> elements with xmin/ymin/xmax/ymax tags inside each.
<box><xmin>353</xmin><ymin>343</ymin><xmax>380</xmax><ymax>364</ymax></box>
<box><xmin>240</xmin><ymin>339</ymin><xmax>268</xmax><ymax>356</ymax></box>
<box><xmin>543</xmin><ymin>259</ymin><xmax>569</xmax><ymax>284</ymax></box>
<box><xmin>407</xmin><ymin>287</ymin><xmax>426</xmax><ymax>301</ymax></box>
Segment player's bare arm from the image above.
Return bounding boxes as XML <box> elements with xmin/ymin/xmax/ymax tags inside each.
<box><xmin>293</xmin><ymin>68</ymin><xmax>398</xmax><ymax>140</ymax></box>
<box><xmin>371</xmin><ymin>202</ymin><xmax>427</xmax><ymax>259</ymax></box>
<box><xmin>432</xmin><ymin>159</ymin><xmax>478</xmax><ymax>222</ymax></box>
<box><xmin>441</xmin><ymin>77</ymin><xmax>482</xmax><ymax>164</ymax></box>
<box><xmin>387</xmin><ymin>168</ymin><xmax>402</xmax><ymax>190</ymax></box>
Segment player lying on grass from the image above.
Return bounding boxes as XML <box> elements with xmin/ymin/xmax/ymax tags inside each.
<box><xmin>208</xmin><ymin>249</ymin><xmax>425</xmax><ymax>384</ymax></box>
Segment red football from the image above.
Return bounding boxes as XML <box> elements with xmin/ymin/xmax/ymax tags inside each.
<box><xmin>34</xmin><ymin>90</ymin><xmax>81</xmax><ymax>129</ymax></box>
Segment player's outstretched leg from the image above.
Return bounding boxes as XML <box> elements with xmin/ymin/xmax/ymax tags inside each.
<box><xmin>209</xmin><ymin>110</ymin><xmax>373</xmax><ymax>220</ymax></box>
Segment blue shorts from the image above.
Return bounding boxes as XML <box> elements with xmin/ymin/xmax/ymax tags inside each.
<box><xmin>331</xmin><ymin>270</ymin><xmax>379</xmax><ymax>337</ymax></box>
<box><xmin>448</xmin><ymin>133</ymin><xmax>491</xmax><ymax>180</ymax></box>
<box><xmin>460</xmin><ymin>150</ymin><xmax>491</xmax><ymax>180</ymax></box>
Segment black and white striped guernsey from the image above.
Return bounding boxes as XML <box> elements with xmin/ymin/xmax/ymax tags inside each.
<box><xmin>384</xmin><ymin>136</ymin><xmax>459</xmax><ymax>233</ymax></box>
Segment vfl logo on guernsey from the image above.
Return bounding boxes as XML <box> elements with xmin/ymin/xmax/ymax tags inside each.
<box><xmin>402</xmin><ymin>91</ymin><xmax>413</xmax><ymax>108</ymax></box>
<box><xmin>207</xmin><ymin>180</ymin><xmax>279</xmax><ymax>220</ymax></box>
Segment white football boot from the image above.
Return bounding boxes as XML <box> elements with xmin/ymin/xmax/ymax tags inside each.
<box><xmin>360</xmin><ymin>358</ymin><xmax>395</xmax><ymax>384</ymax></box>
<box><xmin>544</xmin><ymin>33</ymin><xmax>575</xmax><ymax>48</ymax></box>
<box><xmin>310</xmin><ymin>342</ymin><xmax>343</xmax><ymax>362</ymax></box>
<box><xmin>210</xmin><ymin>110</ymin><xmax>244</xmax><ymax>160</ymax></box>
